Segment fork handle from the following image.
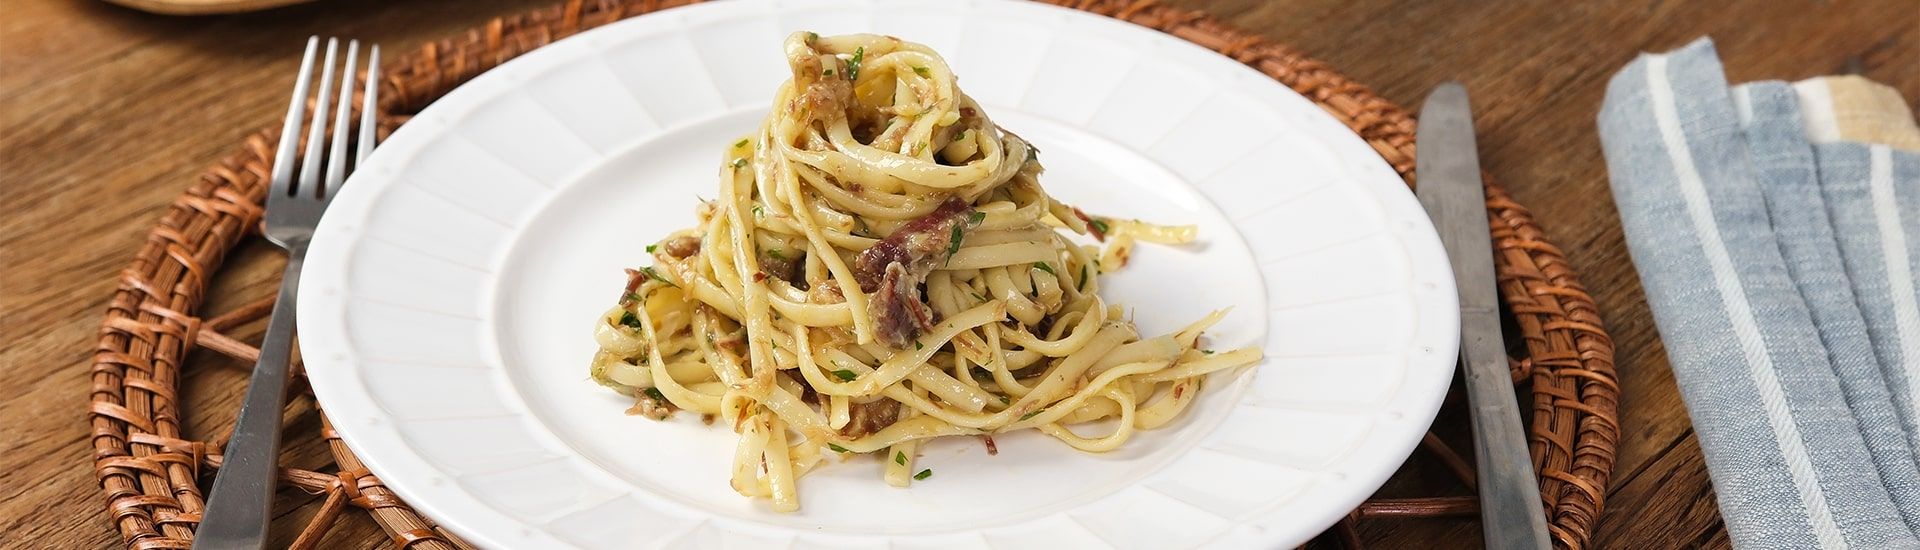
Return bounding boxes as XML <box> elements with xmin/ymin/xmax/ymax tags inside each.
<box><xmin>196</xmin><ymin>242</ymin><xmax>307</xmax><ymax>550</ymax></box>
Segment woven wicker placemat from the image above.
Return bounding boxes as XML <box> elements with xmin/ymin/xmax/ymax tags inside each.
<box><xmin>87</xmin><ymin>0</ymin><xmax>1619</xmax><ymax>548</ymax></box>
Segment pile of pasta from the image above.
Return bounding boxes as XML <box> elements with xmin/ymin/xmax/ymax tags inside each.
<box><xmin>589</xmin><ymin>32</ymin><xmax>1261</xmax><ymax>511</ymax></box>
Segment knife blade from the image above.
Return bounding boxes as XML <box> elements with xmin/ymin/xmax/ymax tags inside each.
<box><xmin>1415</xmin><ymin>82</ymin><xmax>1551</xmax><ymax>550</ymax></box>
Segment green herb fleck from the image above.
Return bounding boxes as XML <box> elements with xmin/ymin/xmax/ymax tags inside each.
<box><xmin>823</xmin><ymin>68</ymin><xmax>834</xmax><ymax>76</ymax></box>
<box><xmin>806</xmin><ymin>32</ymin><xmax>819</xmax><ymax>42</ymax></box>
<box><xmin>640</xmin><ymin>266</ymin><xmax>677</xmax><ymax>288</ymax></box>
<box><xmin>1026</xmin><ymin>146</ymin><xmax>1038</xmax><ymax>164</ymax></box>
<box><xmin>968</xmin><ymin>211</ymin><xmax>985</xmax><ymax>225</ymax></box>
<box><xmin>1033</xmin><ymin>262</ymin><xmax>1055</xmax><ymax>275</ymax></box>
<box><xmin>642</xmin><ymin>387</ymin><xmax>666</xmax><ymax>401</ymax></box>
<box><xmin>1088</xmin><ymin>218</ymin><xmax>1110</xmax><ymax>235</ymax></box>
<box><xmin>847</xmin><ymin>46</ymin><xmax>864</xmax><ymax>81</ymax></box>
<box><xmin>1203</xmin><ymin>349</ymin><xmax>1215</xmax><ymax>355</ymax></box>
<box><xmin>912</xmin><ymin>66</ymin><xmax>931</xmax><ymax>78</ymax></box>
<box><xmin>768</xmin><ymin>249</ymin><xmax>786</xmax><ymax>261</ymax></box>
<box><xmin>734</xmin><ymin>138</ymin><xmax>750</xmax><ymax>149</ymax></box>
<box><xmin>624</xmin><ymin>292</ymin><xmax>643</xmax><ymax>302</ymax></box>
<box><xmin>731</xmin><ymin>157</ymin><xmax>748</xmax><ymax>169</ymax></box>
<box><xmin>646</xmin><ymin>244</ymin><xmax>658</xmax><ymax>253</ymax></box>
<box><xmin>894</xmin><ymin>451</ymin><xmax>907</xmax><ymax>465</ymax></box>
<box><xmin>999</xmin><ymin>395</ymin><xmax>1011</xmax><ymax>404</ymax></box>
<box><xmin>1020</xmin><ymin>409</ymin><xmax>1044</xmax><ymax>421</ymax></box>
<box><xmin>831</xmin><ymin>369</ymin><xmax>857</xmax><ymax>382</ymax></box>
<box><xmin>971</xmin><ymin>291</ymin><xmax>987</xmax><ymax>302</ymax></box>
<box><xmin>828</xmin><ymin>443</ymin><xmax>849</xmax><ymax>453</ymax></box>
<box><xmin>619</xmin><ymin>311</ymin><xmax>643</xmax><ymax>329</ymax></box>
<box><xmin>914</xmin><ymin>341</ymin><xmax>925</xmax><ymax>351</ymax></box>
<box><xmin>946</xmin><ymin>224</ymin><xmax>964</xmax><ymax>258</ymax></box>
<box><xmin>913</xmin><ymin>468</ymin><xmax>932</xmax><ymax>480</ymax></box>
<box><xmin>1077</xmin><ymin>265</ymin><xmax>1089</xmax><ymax>292</ymax></box>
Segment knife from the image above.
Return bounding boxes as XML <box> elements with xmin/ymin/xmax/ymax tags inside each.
<box><xmin>1415</xmin><ymin>82</ymin><xmax>1551</xmax><ymax>550</ymax></box>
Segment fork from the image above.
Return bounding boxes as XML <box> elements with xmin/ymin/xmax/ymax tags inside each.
<box><xmin>196</xmin><ymin>36</ymin><xmax>380</xmax><ymax>550</ymax></box>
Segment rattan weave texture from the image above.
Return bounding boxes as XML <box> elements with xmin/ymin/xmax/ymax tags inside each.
<box><xmin>87</xmin><ymin>1</ymin><xmax>1618</xmax><ymax>548</ymax></box>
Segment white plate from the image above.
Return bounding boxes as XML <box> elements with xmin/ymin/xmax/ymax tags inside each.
<box><xmin>298</xmin><ymin>1</ymin><xmax>1459</xmax><ymax>548</ymax></box>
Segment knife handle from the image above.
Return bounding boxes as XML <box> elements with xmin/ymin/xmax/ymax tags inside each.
<box><xmin>1462</xmin><ymin>344</ymin><xmax>1552</xmax><ymax>550</ymax></box>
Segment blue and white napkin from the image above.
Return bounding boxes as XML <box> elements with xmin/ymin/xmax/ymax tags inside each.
<box><xmin>1599</xmin><ymin>38</ymin><xmax>1920</xmax><ymax>548</ymax></box>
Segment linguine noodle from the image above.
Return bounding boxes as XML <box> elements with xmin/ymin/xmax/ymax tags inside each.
<box><xmin>588</xmin><ymin>32</ymin><xmax>1261</xmax><ymax>512</ymax></box>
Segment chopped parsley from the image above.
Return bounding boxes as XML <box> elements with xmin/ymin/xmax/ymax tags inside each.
<box><xmin>624</xmin><ymin>292</ymin><xmax>643</xmax><ymax>302</ymax></box>
<box><xmin>846</xmin><ymin>47</ymin><xmax>865</xmax><ymax>81</ymax></box>
<box><xmin>823</xmin><ymin>68</ymin><xmax>834</xmax><ymax>76</ymax></box>
<box><xmin>894</xmin><ymin>451</ymin><xmax>907</xmax><ymax>465</ymax></box>
<box><xmin>767</xmin><ymin>249</ymin><xmax>787</xmax><ymax>261</ymax></box>
<box><xmin>1203</xmin><ymin>349</ymin><xmax>1216</xmax><ymax>355</ymax></box>
<box><xmin>806</xmin><ymin>32</ymin><xmax>819</xmax><ymax>42</ymax></box>
<box><xmin>968</xmin><ymin>211</ymin><xmax>985</xmax><ymax>225</ymax></box>
<box><xmin>1027</xmin><ymin>146</ymin><xmax>1038</xmax><ymax>164</ymax></box>
<box><xmin>1020</xmin><ymin>409</ymin><xmax>1044</xmax><ymax>421</ymax></box>
<box><xmin>1032</xmin><ymin>262</ymin><xmax>1055</xmax><ymax>275</ymax></box>
<box><xmin>828</xmin><ymin>443</ymin><xmax>849</xmax><ymax>453</ymax></box>
<box><xmin>734</xmin><ymin>138</ymin><xmax>749</xmax><ymax>149</ymax></box>
<box><xmin>640</xmin><ymin>266</ymin><xmax>676</xmax><ymax>288</ymax></box>
<box><xmin>831</xmin><ymin>369</ymin><xmax>857</xmax><ymax>382</ymax></box>
<box><xmin>645</xmin><ymin>244</ymin><xmax>657</xmax><ymax>253</ymax></box>
<box><xmin>753</xmin><ymin>205</ymin><xmax>765</xmax><ymax>218</ymax></box>
<box><xmin>946</xmin><ymin>224</ymin><xmax>964</xmax><ymax>258</ymax></box>
<box><xmin>971</xmin><ymin>291</ymin><xmax>987</xmax><ymax>302</ymax></box>
<box><xmin>913</xmin><ymin>66</ymin><xmax>932</xmax><ymax>78</ymax></box>
<box><xmin>619</xmin><ymin>311</ymin><xmax>643</xmax><ymax>329</ymax></box>
<box><xmin>642</xmin><ymin>387</ymin><xmax>666</xmax><ymax>401</ymax></box>
<box><xmin>999</xmin><ymin>395</ymin><xmax>1011</xmax><ymax>404</ymax></box>
<box><xmin>1077</xmin><ymin>265</ymin><xmax>1089</xmax><ymax>291</ymax></box>
<box><xmin>913</xmin><ymin>468</ymin><xmax>932</xmax><ymax>480</ymax></box>
<box><xmin>914</xmin><ymin>341</ymin><xmax>925</xmax><ymax>351</ymax></box>
<box><xmin>1088</xmin><ymin>218</ymin><xmax>1111</xmax><ymax>235</ymax></box>
<box><xmin>731</xmin><ymin>157</ymin><xmax>747</xmax><ymax>169</ymax></box>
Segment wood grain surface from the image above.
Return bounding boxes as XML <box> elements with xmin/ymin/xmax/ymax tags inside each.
<box><xmin>2</xmin><ymin>0</ymin><xmax>1914</xmax><ymax>548</ymax></box>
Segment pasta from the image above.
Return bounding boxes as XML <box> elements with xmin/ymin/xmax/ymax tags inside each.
<box><xmin>588</xmin><ymin>32</ymin><xmax>1262</xmax><ymax>512</ymax></box>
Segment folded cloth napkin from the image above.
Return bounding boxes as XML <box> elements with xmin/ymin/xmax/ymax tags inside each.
<box><xmin>1599</xmin><ymin>38</ymin><xmax>1920</xmax><ymax>549</ymax></box>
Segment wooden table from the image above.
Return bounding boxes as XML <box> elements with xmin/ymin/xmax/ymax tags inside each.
<box><xmin>3</xmin><ymin>0</ymin><xmax>1914</xmax><ymax>547</ymax></box>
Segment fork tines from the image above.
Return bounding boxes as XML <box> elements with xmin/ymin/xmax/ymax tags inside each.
<box><xmin>273</xmin><ymin>36</ymin><xmax>381</xmax><ymax>202</ymax></box>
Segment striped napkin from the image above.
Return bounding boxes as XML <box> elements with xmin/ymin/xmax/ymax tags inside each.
<box><xmin>1598</xmin><ymin>38</ymin><xmax>1920</xmax><ymax>549</ymax></box>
